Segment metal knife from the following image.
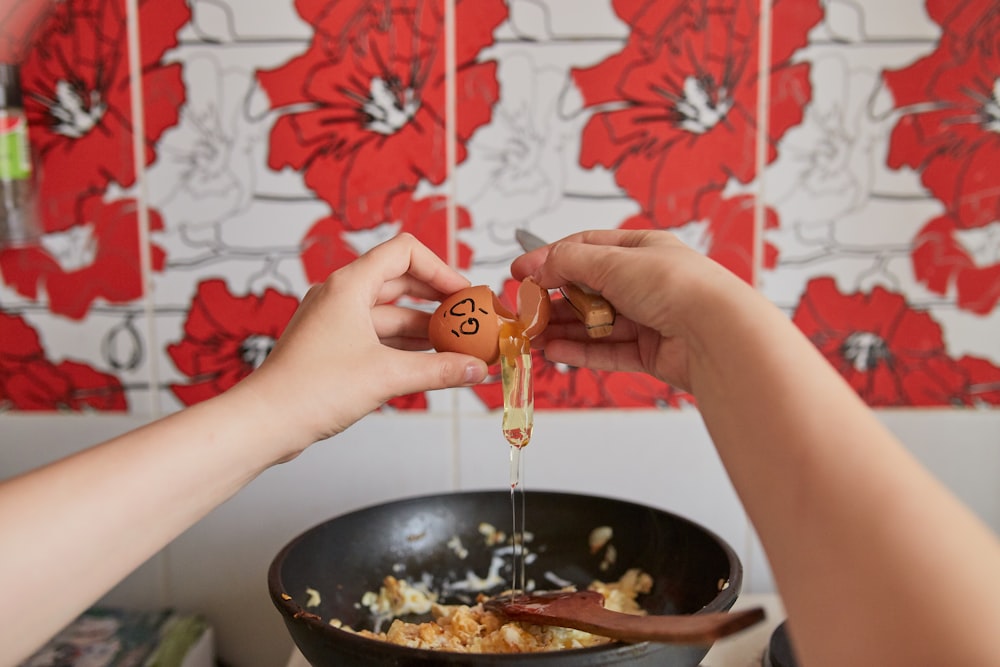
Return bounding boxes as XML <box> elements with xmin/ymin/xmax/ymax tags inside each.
<box><xmin>515</xmin><ymin>229</ymin><xmax>616</xmax><ymax>338</ymax></box>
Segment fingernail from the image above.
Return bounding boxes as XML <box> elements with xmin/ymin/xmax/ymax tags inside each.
<box><xmin>463</xmin><ymin>361</ymin><xmax>487</xmax><ymax>385</ymax></box>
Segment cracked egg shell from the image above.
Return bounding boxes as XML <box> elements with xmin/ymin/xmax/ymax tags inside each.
<box><xmin>429</xmin><ymin>281</ymin><xmax>551</xmax><ymax>364</ymax></box>
<box><xmin>429</xmin><ymin>285</ymin><xmax>514</xmax><ymax>364</ymax></box>
<box><xmin>517</xmin><ymin>278</ymin><xmax>551</xmax><ymax>339</ymax></box>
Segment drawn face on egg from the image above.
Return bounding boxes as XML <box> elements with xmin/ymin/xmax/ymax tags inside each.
<box><xmin>429</xmin><ymin>285</ymin><xmax>509</xmax><ymax>364</ymax></box>
<box><xmin>448</xmin><ymin>298</ymin><xmax>488</xmax><ymax>337</ymax></box>
<box><xmin>429</xmin><ymin>281</ymin><xmax>550</xmax><ymax>365</ymax></box>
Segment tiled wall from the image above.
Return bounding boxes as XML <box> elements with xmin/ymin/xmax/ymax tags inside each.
<box><xmin>2</xmin><ymin>1</ymin><xmax>998</xmax><ymax>666</ymax></box>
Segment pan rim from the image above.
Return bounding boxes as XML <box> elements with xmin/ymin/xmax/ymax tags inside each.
<box><xmin>268</xmin><ymin>488</ymin><xmax>743</xmax><ymax>661</ymax></box>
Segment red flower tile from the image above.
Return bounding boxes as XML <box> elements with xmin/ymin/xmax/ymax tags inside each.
<box><xmin>621</xmin><ymin>193</ymin><xmax>778</xmax><ymax>284</ymax></box>
<box><xmin>472</xmin><ymin>350</ymin><xmax>694</xmax><ymax>410</ymax></box>
<box><xmin>300</xmin><ymin>195</ymin><xmax>471</xmax><ymax>284</ymax></box>
<box><xmin>0</xmin><ymin>312</ymin><xmax>125</xmax><ymax>411</ymax></box>
<box><xmin>791</xmin><ymin>277</ymin><xmax>982</xmax><ymax>407</ymax></box>
<box><xmin>912</xmin><ymin>214</ymin><xmax>1000</xmax><ymax>315</ymax></box>
<box><xmin>956</xmin><ymin>355</ymin><xmax>1000</xmax><ymax>406</ymax></box>
<box><xmin>259</xmin><ymin>0</ymin><xmax>506</xmax><ymax>229</ymax></box>
<box><xmin>573</xmin><ymin>0</ymin><xmax>821</xmax><ymax>225</ymax></box>
<box><xmin>885</xmin><ymin>0</ymin><xmax>1000</xmax><ymax>229</ymax></box>
<box><xmin>301</xmin><ymin>214</ymin><xmax>361</xmax><ymax>285</ymax></box>
<box><xmin>925</xmin><ymin>0</ymin><xmax>1000</xmax><ymax>60</ymax></box>
<box><xmin>167</xmin><ymin>279</ymin><xmax>300</xmax><ymax>406</ymax></box>
<box><xmin>386</xmin><ymin>195</ymin><xmax>473</xmax><ymax>268</ymax></box>
<box><xmin>385</xmin><ymin>392</ymin><xmax>428</xmax><ymax>411</ymax></box>
<box><xmin>20</xmin><ymin>0</ymin><xmax>189</xmax><ymax>232</ymax></box>
<box><xmin>0</xmin><ymin>197</ymin><xmax>166</xmax><ymax>320</ymax></box>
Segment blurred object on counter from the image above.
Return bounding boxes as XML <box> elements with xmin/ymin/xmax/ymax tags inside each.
<box><xmin>17</xmin><ymin>607</ymin><xmax>215</xmax><ymax>667</ymax></box>
<box><xmin>763</xmin><ymin>622</ymin><xmax>802</xmax><ymax>667</ymax></box>
<box><xmin>0</xmin><ymin>62</ymin><xmax>39</xmax><ymax>247</ymax></box>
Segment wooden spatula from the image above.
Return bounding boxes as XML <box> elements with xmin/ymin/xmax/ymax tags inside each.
<box><xmin>484</xmin><ymin>590</ymin><xmax>765</xmax><ymax>644</ymax></box>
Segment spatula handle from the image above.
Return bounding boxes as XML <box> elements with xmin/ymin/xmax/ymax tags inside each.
<box><xmin>562</xmin><ymin>605</ymin><xmax>766</xmax><ymax>644</ymax></box>
<box><xmin>489</xmin><ymin>593</ymin><xmax>766</xmax><ymax>645</ymax></box>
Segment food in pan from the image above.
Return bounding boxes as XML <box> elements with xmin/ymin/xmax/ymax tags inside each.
<box><xmin>331</xmin><ymin>568</ymin><xmax>653</xmax><ymax>653</ymax></box>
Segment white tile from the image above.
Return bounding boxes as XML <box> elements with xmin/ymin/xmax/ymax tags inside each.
<box><xmin>816</xmin><ymin>0</ymin><xmax>939</xmax><ymax>42</ymax></box>
<box><xmin>879</xmin><ymin>411</ymin><xmax>1000</xmax><ymax>531</ymax></box>
<box><xmin>0</xmin><ymin>413</ymin><xmax>148</xmax><ymax>477</ymax></box>
<box><xmin>498</xmin><ymin>0</ymin><xmax>628</xmax><ymax>41</ymax></box>
<box><xmin>178</xmin><ymin>0</ymin><xmax>311</xmax><ymax>43</ymax></box>
<box><xmin>743</xmin><ymin>526</ymin><xmax>777</xmax><ymax>595</ymax></box>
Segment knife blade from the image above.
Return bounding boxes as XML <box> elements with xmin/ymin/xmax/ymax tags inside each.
<box><xmin>515</xmin><ymin>229</ymin><xmax>616</xmax><ymax>338</ymax></box>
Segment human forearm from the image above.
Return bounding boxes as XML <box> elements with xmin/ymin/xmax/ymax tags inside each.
<box><xmin>0</xmin><ymin>382</ymin><xmax>293</xmax><ymax>664</ymax></box>
<box><xmin>686</xmin><ymin>280</ymin><xmax>1000</xmax><ymax>667</ymax></box>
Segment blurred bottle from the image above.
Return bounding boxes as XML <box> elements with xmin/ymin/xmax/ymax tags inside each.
<box><xmin>0</xmin><ymin>62</ymin><xmax>40</xmax><ymax>247</ymax></box>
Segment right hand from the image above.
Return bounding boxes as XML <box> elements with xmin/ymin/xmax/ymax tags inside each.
<box><xmin>510</xmin><ymin>229</ymin><xmax>753</xmax><ymax>392</ymax></box>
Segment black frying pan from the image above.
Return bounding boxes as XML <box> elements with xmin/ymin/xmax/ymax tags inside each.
<box><xmin>269</xmin><ymin>490</ymin><xmax>743</xmax><ymax>666</ymax></box>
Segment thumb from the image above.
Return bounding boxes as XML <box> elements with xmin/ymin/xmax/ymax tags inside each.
<box><xmin>390</xmin><ymin>351</ymin><xmax>489</xmax><ymax>396</ymax></box>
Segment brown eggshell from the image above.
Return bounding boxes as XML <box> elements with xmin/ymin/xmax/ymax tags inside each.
<box><xmin>429</xmin><ymin>285</ymin><xmax>513</xmax><ymax>364</ymax></box>
<box><xmin>517</xmin><ymin>278</ymin><xmax>551</xmax><ymax>339</ymax></box>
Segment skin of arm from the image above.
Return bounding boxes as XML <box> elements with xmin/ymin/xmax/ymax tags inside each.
<box><xmin>512</xmin><ymin>229</ymin><xmax>1000</xmax><ymax>667</ymax></box>
<box><xmin>0</xmin><ymin>233</ymin><xmax>488</xmax><ymax>664</ymax></box>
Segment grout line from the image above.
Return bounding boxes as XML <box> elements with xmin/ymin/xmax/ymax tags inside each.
<box><xmin>445</xmin><ymin>0</ymin><xmax>458</xmax><ymax>270</ymax></box>
<box><xmin>753</xmin><ymin>0</ymin><xmax>773</xmax><ymax>291</ymax></box>
<box><xmin>125</xmin><ymin>0</ymin><xmax>169</xmax><ymax>601</ymax></box>
<box><xmin>743</xmin><ymin>509</ymin><xmax>759</xmax><ymax>593</ymax></box>
<box><xmin>445</xmin><ymin>0</ymin><xmax>461</xmax><ymax>490</ymax></box>
<box><xmin>125</xmin><ymin>0</ymin><xmax>162</xmax><ymax>421</ymax></box>
<box><xmin>450</xmin><ymin>389</ymin><xmax>461</xmax><ymax>491</ymax></box>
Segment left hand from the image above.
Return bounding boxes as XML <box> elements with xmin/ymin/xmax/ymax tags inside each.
<box><xmin>244</xmin><ymin>233</ymin><xmax>487</xmax><ymax>449</ymax></box>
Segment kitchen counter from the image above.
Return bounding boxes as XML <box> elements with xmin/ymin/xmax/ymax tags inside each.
<box><xmin>700</xmin><ymin>594</ymin><xmax>787</xmax><ymax>667</ymax></box>
<box><xmin>284</xmin><ymin>593</ymin><xmax>786</xmax><ymax>667</ymax></box>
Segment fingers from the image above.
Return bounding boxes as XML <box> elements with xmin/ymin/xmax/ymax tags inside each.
<box><xmin>561</xmin><ymin>228</ymin><xmax>669</xmax><ymax>249</ymax></box>
<box><xmin>349</xmin><ymin>233</ymin><xmax>470</xmax><ymax>303</ymax></box>
<box><xmin>375</xmin><ymin>274</ymin><xmax>454</xmax><ymax>305</ymax></box>
<box><xmin>379</xmin><ymin>336</ymin><xmax>433</xmax><ymax>352</ymax></box>
<box><xmin>370</xmin><ymin>305</ymin><xmax>432</xmax><ymax>342</ymax></box>
<box><xmin>387</xmin><ymin>349</ymin><xmax>489</xmax><ymax>394</ymax></box>
<box><xmin>541</xmin><ymin>338</ymin><xmax>647</xmax><ymax>375</ymax></box>
<box><xmin>510</xmin><ymin>229</ymin><xmax>673</xmax><ymax>293</ymax></box>
<box><xmin>534</xmin><ymin>298</ymin><xmax>636</xmax><ymax>344</ymax></box>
